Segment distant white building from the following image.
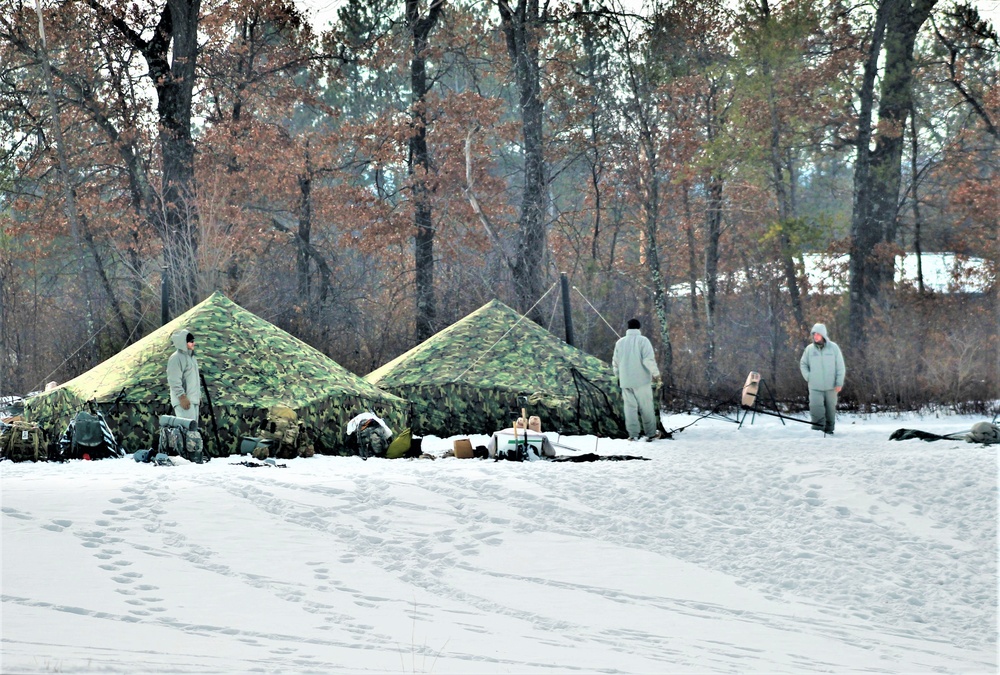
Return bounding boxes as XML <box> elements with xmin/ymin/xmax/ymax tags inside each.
<box><xmin>670</xmin><ymin>253</ymin><xmax>991</xmax><ymax>297</ymax></box>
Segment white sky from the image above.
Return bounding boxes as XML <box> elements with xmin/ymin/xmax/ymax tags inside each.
<box><xmin>296</xmin><ymin>0</ymin><xmax>1000</xmax><ymax>31</ymax></box>
<box><xmin>2</xmin><ymin>412</ymin><xmax>996</xmax><ymax>672</ymax></box>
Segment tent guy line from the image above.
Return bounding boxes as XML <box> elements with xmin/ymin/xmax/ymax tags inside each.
<box><xmin>452</xmin><ymin>281</ymin><xmax>559</xmax><ymax>384</ymax></box>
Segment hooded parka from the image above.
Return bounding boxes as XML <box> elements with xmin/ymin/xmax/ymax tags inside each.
<box><xmin>167</xmin><ymin>329</ymin><xmax>201</xmax><ymax>419</ymax></box>
<box><xmin>799</xmin><ymin>323</ymin><xmax>845</xmax><ymax>391</ymax></box>
<box><xmin>799</xmin><ymin>323</ymin><xmax>845</xmax><ymax>434</ymax></box>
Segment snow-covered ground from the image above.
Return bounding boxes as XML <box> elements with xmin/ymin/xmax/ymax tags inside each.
<box><xmin>2</xmin><ymin>411</ymin><xmax>997</xmax><ymax>674</ymax></box>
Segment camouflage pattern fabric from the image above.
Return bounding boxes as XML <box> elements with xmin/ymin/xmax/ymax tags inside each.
<box><xmin>158</xmin><ymin>426</ymin><xmax>204</xmax><ymax>463</ymax></box>
<box><xmin>366</xmin><ymin>300</ymin><xmax>627</xmax><ymax>438</ymax></box>
<box><xmin>26</xmin><ymin>292</ymin><xmax>407</xmax><ymax>457</ymax></box>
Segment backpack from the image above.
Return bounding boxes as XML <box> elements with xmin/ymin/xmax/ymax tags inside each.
<box><xmin>158</xmin><ymin>416</ymin><xmax>205</xmax><ymax>463</ymax></box>
<box><xmin>966</xmin><ymin>422</ymin><xmax>1000</xmax><ymax>445</ymax></box>
<box><xmin>0</xmin><ymin>421</ymin><xmax>47</xmax><ymax>462</ymax></box>
<box><xmin>253</xmin><ymin>405</ymin><xmax>306</xmax><ymax>459</ymax></box>
<box><xmin>356</xmin><ymin>418</ymin><xmax>391</xmax><ymax>459</ymax></box>
<box><xmin>58</xmin><ymin>410</ymin><xmax>122</xmax><ymax>460</ymax></box>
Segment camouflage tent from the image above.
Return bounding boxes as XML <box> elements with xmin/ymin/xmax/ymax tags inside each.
<box><xmin>26</xmin><ymin>292</ymin><xmax>407</xmax><ymax>456</ymax></box>
<box><xmin>366</xmin><ymin>299</ymin><xmax>626</xmax><ymax>438</ymax></box>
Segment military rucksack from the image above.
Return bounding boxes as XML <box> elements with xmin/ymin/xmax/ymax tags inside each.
<box><xmin>253</xmin><ymin>405</ymin><xmax>306</xmax><ymax>459</ymax></box>
<box><xmin>356</xmin><ymin>418</ymin><xmax>391</xmax><ymax>459</ymax></box>
<box><xmin>57</xmin><ymin>410</ymin><xmax>122</xmax><ymax>460</ymax></box>
<box><xmin>157</xmin><ymin>415</ymin><xmax>205</xmax><ymax>463</ymax></box>
<box><xmin>0</xmin><ymin>421</ymin><xmax>47</xmax><ymax>462</ymax></box>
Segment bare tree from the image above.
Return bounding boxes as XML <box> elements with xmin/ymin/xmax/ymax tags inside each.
<box><xmin>848</xmin><ymin>0</ymin><xmax>937</xmax><ymax>349</ymax></box>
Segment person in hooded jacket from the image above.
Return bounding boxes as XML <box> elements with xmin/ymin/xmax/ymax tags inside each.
<box><xmin>167</xmin><ymin>329</ymin><xmax>201</xmax><ymax>422</ymax></box>
<box><xmin>799</xmin><ymin>323</ymin><xmax>845</xmax><ymax>435</ymax></box>
<box><xmin>612</xmin><ymin>319</ymin><xmax>662</xmax><ymax>441</ymax></box>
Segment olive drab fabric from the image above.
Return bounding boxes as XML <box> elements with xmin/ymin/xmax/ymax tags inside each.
<box><xmin>25</xmin><ymin>292</ymin><xmax>407</xmax><ymax>456</ymax></box>
<box><xmin>0</xmin><ymin>421</ymin><xmax>47</xmax><ymax>462</ymax></box>
<box><xmin>366</xmin><ymin>300</ymin><xmax>626</xmax><ymax>438</ymax></box>
<box><xmin>252</xmin><ymin>404</ymin><xmax>309</xmax><ymax>459</ymax></box>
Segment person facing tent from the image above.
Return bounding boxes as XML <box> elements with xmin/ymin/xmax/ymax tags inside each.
<box><xmin>612</xmin><ymin>319</ymin><xmax>662</xmax><ymax>442</ymax></box>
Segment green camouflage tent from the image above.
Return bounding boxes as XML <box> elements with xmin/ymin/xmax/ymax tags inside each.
<box><xmin>366</xmin><ymin>299</ymin><xmax>626</xmax><ymax>438</ymax></box>
<box><xmin>26</xmin><ymin>292</ymin><xmax>407</xmax><ymax>456</ymax></box>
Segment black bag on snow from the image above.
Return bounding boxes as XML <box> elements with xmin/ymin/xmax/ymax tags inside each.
<box><xmin>58</xmin><ymin>410</ymin><xmax>122</xmax><ymax>460</ymax></box>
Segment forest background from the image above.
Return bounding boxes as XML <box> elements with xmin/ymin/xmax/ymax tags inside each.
<box><xmin>1</xmin><ymin>0</ymin><xmax>997</xmax><ymax>412</ymax></box>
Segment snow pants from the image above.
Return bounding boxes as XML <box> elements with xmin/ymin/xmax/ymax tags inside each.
<box><xmin>808</xmin><ymin>388</ymin><xmax>837</xmax><ymax>433</ymax></box>
<box><xmin>622</xmin><ymin>385</ymin><xmax>658</xmax><ymax>439</ymax></box>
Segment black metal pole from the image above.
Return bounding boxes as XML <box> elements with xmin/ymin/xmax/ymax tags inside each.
<box><xmin>560</xmin><ymin>272</ymin><xmax>575</xmax><ymax>346</ymax></box>
<box><xmin>160</xmin><ymin>266</ymin><xmax>170</xmax><ymax>326</ymax></box>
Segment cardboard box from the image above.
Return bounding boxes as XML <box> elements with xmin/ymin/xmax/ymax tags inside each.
<box><xmin>453</xmin><ymin>438</ymin><xmax>474</xmax><ymax>459</ymax></box>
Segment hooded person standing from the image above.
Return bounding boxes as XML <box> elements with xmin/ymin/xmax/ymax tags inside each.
<box><xmin>799</xmin><ymin>323</ymin><xmax>845</xmax><ymax>435</ymax></box>
<box><xmin>612</xmin><ymin>319</ymin><xmax>662</xmax><ymax>441</ymax></box>
<box><xmin>167</xmin><ymin>329</ymin><xmax>201</xmax><ymax>422</ymax></box>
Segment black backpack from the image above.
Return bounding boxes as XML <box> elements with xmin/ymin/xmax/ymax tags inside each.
<box><xmin>58</xmin><ymin>410</ymin><xmax>122</xmax><ymax>460</ymax></box>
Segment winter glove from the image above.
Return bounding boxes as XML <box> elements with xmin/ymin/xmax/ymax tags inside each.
<box><xmin>179</xmin><ymin>394</ymin><xmax>191</xmax><ymax>410</ymax></box>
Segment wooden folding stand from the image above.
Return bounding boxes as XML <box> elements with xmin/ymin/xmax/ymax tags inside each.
<box><xmin>737</xmin><ymin>371</ymin><xmax>812</xmax><ymax>428</ymax></box>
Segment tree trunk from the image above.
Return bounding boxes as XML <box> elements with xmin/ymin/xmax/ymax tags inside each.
<box><xmin>849</xmin><ymin>0</ymin><xmax>936</xmax><ymax>348</ymax></box>
<box><xmin>683</xmin><ymin>183</ymin><xmax>700</xmax><ymax>330</ymax></box>
<box><xmin>909</xmin><ymin>113</ymin><xmax>925</xmax><ymax>295</ymax></box>
<box><xmin>581</xmin><ymin>0</ymin><xmax>604</xmax><ymax>262</ymax></box>
<box><xmin>703</xmin><ymin>175</ymin><xmax>723</xmax><ymax>388</ymax></box>
<box><xmin>498</xmin><ymin>0</ymin><xmax>547</xmax><ymax>321</ymax></box>
<box><xmin>767</xmin><ymin>100</ymin><xmax>806</xmax><ymax>336</ymax></box>
<box><xmin>408</xmin><ymin>0</ymin><xmax>443</xmax><ymax>341</ymax></box>
<box><xmin>640</xmin><ymin>138</ymin><xmax>673</xmax><ymax>389</ymax></box>
<box><xmin>297</xmin><ymin>171</ymin><xmax>312</xmax><ymax>304</ymax></box>
<box><xmin>158</xmin><ymin>0</ymin><xmax>202</xmax><ymax>311</ymax></box>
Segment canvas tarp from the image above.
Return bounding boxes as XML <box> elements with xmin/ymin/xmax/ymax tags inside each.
<box><xmin>26</xmin><ymin>292</ymin><xmax>407</xmax><ymax>456</ymax></box>
<box><xmin>366</xmin><ymin>299</ymin><xmax>626</xmax><ymax>438</ymax></box>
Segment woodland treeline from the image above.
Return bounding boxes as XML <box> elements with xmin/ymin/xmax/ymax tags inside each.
<box><xmin>1</xmin><ymin>0</ymin><xmax>997</xmax><ymax>411</ymax></box>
